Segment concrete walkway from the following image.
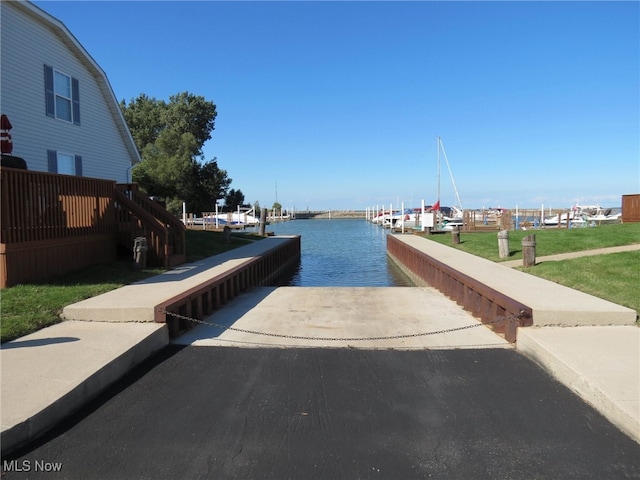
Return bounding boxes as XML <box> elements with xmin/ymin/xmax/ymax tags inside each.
<box><xmin>396</xmin><ymin>235</ymin><xmax>637</xmax><ymax>326</ymax></box>
<box><xmin>1</xmin><ymin>322</ymin><xmax>168</xmax><ymax>455</ymax></box>
<box><xmin>474</xmin><ymin>241</ymin><xmax>640</xmax><ymax>441</ymax></box>
<box><xmin>518</xmin><ymin>326</ymin><xmax>639</xmax><ymax>446</ymax></box>
<box><xmin>1</xmin><ymin>238</ymin><xmax>638</xmax><ymax>457</ymax></box>
<box><xmin>62</xmin><ymin>236</ymin><xmax>298</xmax><ymax>322</ymax></box>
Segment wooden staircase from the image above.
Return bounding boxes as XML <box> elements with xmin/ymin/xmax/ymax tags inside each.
<box><xmin>114</xmin><ymin>184</ymin><xmax>186</xmax><ymax>268</ymax></box>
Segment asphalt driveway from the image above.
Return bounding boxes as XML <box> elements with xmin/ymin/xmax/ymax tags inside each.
<box><xmin>4</xmin><ymin>346</ymin><xmax>639</xmax><ymax>479</ymax></box>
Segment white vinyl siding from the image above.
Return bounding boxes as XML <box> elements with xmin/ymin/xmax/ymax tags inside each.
<box><xmin>0</xmin><ymin>2</ymin><xmax>137</xmax><ymax>182</ymax></box>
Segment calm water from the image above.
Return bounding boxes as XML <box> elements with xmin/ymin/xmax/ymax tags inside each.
<box><xmin>264</xmin><ymin>219</ymin><xmax>413</xmax><ymax>287</ymax></box>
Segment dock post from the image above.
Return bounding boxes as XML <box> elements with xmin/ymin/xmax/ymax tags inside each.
<box><xmin>451</xmin><ymin>226</ymin><xmax>460</xmax><ymax>244</ymax></box>
<box><xmin>259</xmin><ymin>208</ymin><xmax>267</xmax><ymax>236</ymax></box>
<box><xmin>498</xmin><ymin>230</ymin><xmax>509</xmax><ymax>258</ymax></box>
<box><xmin>522</xmin><ymin>234</ymin><xmax>536</xmax><ymax>267</ymax></box>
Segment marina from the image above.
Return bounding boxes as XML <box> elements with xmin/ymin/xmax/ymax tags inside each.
<box><xmin>266</xmin><ymin>218</ymin><xmax>413</xmax><ymax>287</ymax></box>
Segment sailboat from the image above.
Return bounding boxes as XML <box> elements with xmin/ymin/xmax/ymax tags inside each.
<box><xmin>432</xmin><ymin>137</ymin><xmax>464</xmax><ymax>231</ymax></box>
<box><xmin>389</xmin><ymin>137</ymin><xmax>464</xmax><ymax>232</ymax></box>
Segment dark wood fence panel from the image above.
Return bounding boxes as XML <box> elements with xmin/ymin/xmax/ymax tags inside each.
<box><xmin>1</xmin><ymin>235</ymin><xmax>116</xmax><ymax>287</ymax></box>
<box><xmin>1</xmin><ymin>167</ymin><xmax>118</xmax><ymax>287</ymax></box>
<box><xmin>1</xmin><ymin>167</ymin><xmax>116</xmax><ymax>243</ymax></box>
<box><xmin>622</xmin><ymin>194</ymin><xmax>640</xmax><ymax>223</ymax></box>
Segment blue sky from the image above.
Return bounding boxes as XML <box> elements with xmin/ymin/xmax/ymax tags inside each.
<box><xmin>34</xmin><ymin>1</ymin><xmax>639</xmax><ymax>211</ymax></box>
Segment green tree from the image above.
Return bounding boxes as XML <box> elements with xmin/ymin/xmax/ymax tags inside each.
<box><xmin>120</xmin><ymin>91</ymin><xmax>230</xmax><ymax>215</ymax></box>
<box><xmin>272</xmin><ymin>202</ymin><xmax>282</xmax><ymax>212</ymax></box>
<box><xmin>224</xmin><ymin>189</ymin><xmax>245</xmax><ymax>211</ymax></box>
<box><xmin>191</xmin><ymin>158</ymin><xmax>232</xmax><ymax>214</ymax></box>
<box><xmin>119</xmin><ymin>93</ymin><xmax>164</xmax><ymax>150</ymax></box>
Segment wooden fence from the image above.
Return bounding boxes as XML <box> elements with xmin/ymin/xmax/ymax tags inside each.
<box><xmin>463</xmin><ymin>208</ymin><xmax>595</xmax><ymax>231</ymax></box>
<box><xmin>622</xmin><ymin>194</ymin><xmax>640</xmax><ymax>223</ymax></box>
<box><xmin>1</xmin><ymin>167</ymin><xmax>118</xmax><ymax>287</ymax></box>
<box><xmin>0</xmin><ymin>168</ymin><xmax>186</xmax><ymax>288</ymax></box>
<box><xmin>463</xmin><ymin>210</ymin><xmax>512</xmax><ymax>231</ymax></box>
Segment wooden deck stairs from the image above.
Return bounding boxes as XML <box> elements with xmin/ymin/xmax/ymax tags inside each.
<box><xmin>114</xmin><ymin>184</ymin><xmax>186</xmax><ymax>268</ymax></box>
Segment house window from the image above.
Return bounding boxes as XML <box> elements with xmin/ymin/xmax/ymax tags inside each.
<box><xmin>45</xmin><ymin>65</ymin><xmax>80</xmax><ymax>125</ymax></box>
<box><xmin>48</xmin><ymin>150</ymin><xmax>83</xmax><ymax>176</ymax></box>
<box><xmin>56</xmin><ymin>152</ymin><xmax>75</xmax><ymax>175</ymax></box>
<box><xmin>54</xmin><ymin>72</ymin><xmax>72</xmax><ymax>122</ymax></box>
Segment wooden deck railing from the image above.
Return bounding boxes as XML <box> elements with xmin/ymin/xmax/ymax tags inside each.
<box><xmin>0</xmin><ymin>167</ymin><xmax>118</xmax><ymax>287</ymax></box>
<box><xmin>0</xmin><ymin>168</ymin><xmax>186</xmax><ymax>287</ymax></box>
<box><xmin>1</xmin><ymin>167</ymin><xmax>117</xmax><ymax>243</ymax></box>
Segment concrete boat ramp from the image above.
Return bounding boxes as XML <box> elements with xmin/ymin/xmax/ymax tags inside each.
<box><xmin>2</xmin><ymin>235</ymin><xmax>639</xmax><ymax>462</ymax></box>
<box><xmin>174</xmin><ymin>286</ymin><xmax>512</xmax><ymax>350</ymax></box>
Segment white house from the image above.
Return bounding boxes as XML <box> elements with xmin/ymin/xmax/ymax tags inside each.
<box><xmin>0</xmin><ymin>0</ymin><xmax>140</xmax><ymax>182</ymax></box>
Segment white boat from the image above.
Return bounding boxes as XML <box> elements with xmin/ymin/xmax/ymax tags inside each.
<box><xmin>190</xmin><ymin>207</ymin><xmax>263</xmax><ymax>227</ymax></box>
<box><xmin>438</xmin><ymin>206</ymin><xmax>464</xmax><ymax>231</ymax></box>
<box><xmin>543</xmin><ymin>210</ymin><xmax>584</xmax><ymax>227</ymax></box>
<box><xmin>372</xmin><ymin>209</ymin><xmax>417</xmax><ymax>228</ymax></box>
<box><xmin>207</xmin><ymin>212</ymin><xmax>261</xmax><ymax>225</ymax></box>
<box><xmin>581</xmin><ymin>205</ymin><xmax>621</xmax><ymax>224</ymax></box>
<box><xmin>543</xmin><ymin>205</ymin><xmax>621</xmax><ymax>227</ymax></box>
<box><xmin>371</xmin><ymin>209</ymin><xmax>393</xmax><ymax>226</ymax></box>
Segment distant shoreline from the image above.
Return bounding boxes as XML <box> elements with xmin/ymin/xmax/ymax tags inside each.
<box><xmin>293</xmin><ymin>211</ymin><xmax>365</xmax><ymax>219</ymax></box>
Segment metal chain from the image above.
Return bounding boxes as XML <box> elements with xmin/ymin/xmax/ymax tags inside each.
<box><xmin>159</xmin><ymin>309</ymin><xmax>525</xmax><ymax>342</ymax></box>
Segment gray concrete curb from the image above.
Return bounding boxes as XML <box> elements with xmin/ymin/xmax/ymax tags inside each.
<box><xmin>1</xmin><ymin>323</ymin><xmax>169</xmax><ymax>455</ymax></box>
<box><xmin>517</xmin><ymin>326</ymin><xmax>640</xmax><ymax>444</ymax></box>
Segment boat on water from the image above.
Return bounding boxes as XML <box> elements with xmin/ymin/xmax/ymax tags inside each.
<box><xmin>542</xmin><ymin>211</ymin><xmax>581</xmax><ymax>227</ymax></box>
<box><xmin>437</xmin><ymin>206</ymin><xmax>464</xmax><ymax>231</ymax></box>
<box><xmin>185</xmin><ymin>206</ymin><xmax>265</xmax><ymax>227</ymax></box>
<box><xmin>580</xmin><ymin>206</ymin><xmax>622</xmax><ymax>224</ymax></box>
<box><xmin>543</xmin><ymin>205</ymin><xmax>621</xmax><ymax>227</ymax></box>
<box><xmin>371</xmin><ymin>137</ymin><xmax>464</xmax><ymax>232</ymax></box>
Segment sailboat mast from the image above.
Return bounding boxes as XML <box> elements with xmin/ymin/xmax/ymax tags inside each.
<box><xmin>439</xmin><ymin>138</ymin><xmax>463</xmax><ymax>211</ymax></box>
<box><xmin>436</xmin><ymin>136</ymin><xmax>441</xmax><ymax>210</ymax></box>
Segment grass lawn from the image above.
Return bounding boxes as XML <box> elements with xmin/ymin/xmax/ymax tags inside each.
<box><xmin>421</xmin><ymin>223</ymin><xmax>640</xmax><ymax>262</ymax></box>
<box><xmin>0</xmin><ymin>230</ymin><xmax>263</xmax><ymax>343</ymax></box>
<box><xmin>419</xmin><ymin>223</ymin><xmax>640</xmax><ymax>317</ymax></box>
<box><xmin>518</xmin><ymin>251</ymin><xmax>640</xmax><ymax>316</ymax></box>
